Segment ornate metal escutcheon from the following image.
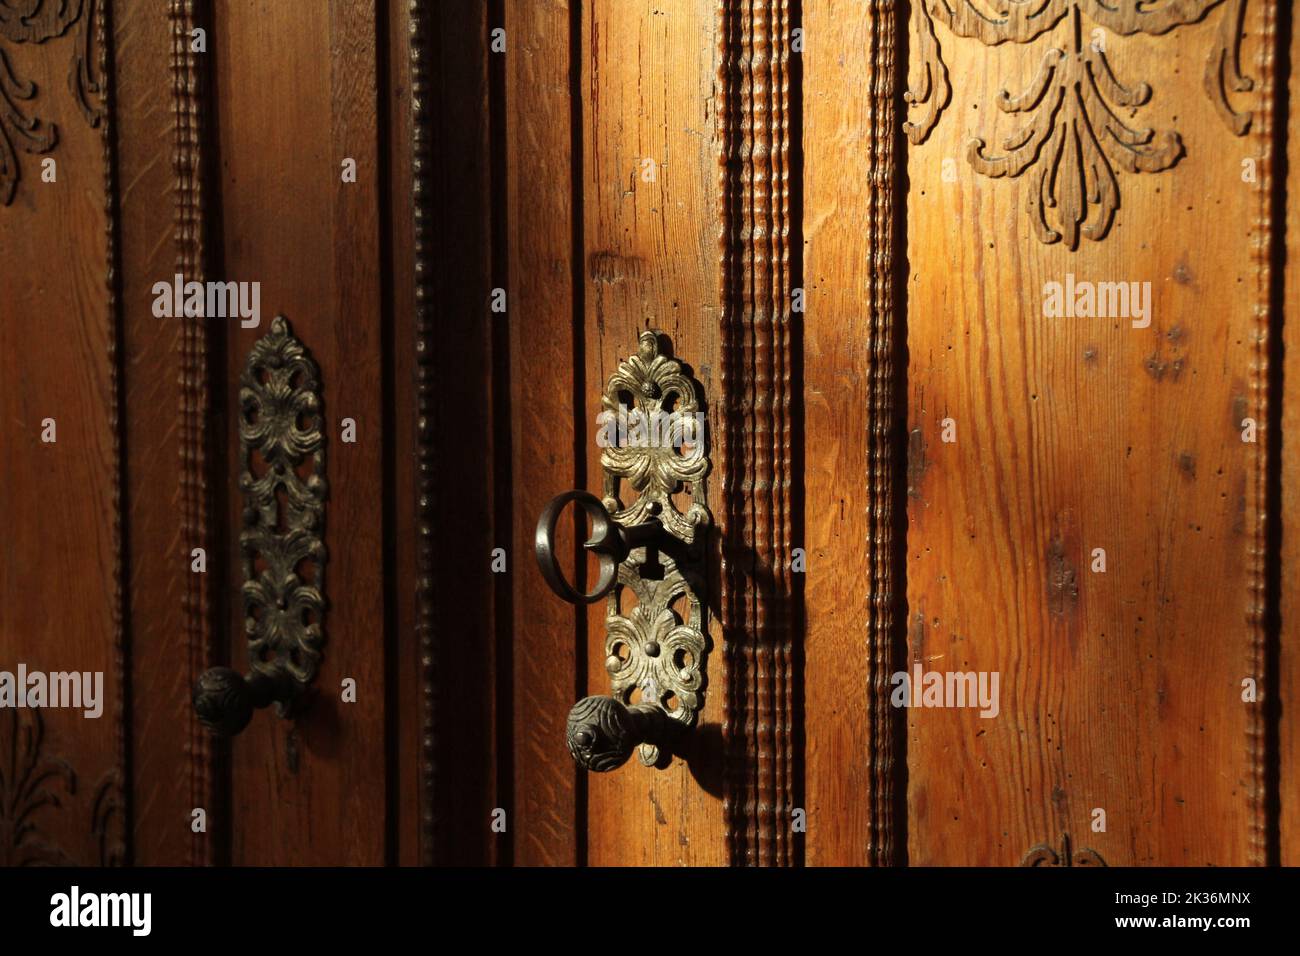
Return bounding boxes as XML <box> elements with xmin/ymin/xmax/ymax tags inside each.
<box><xmin>535</xmin><ymin>331</ymin><xmax>710</xmax><ymax>772</ymax></box>
<box><xmin>193</xmin><ymin>316</ymin><xmax>327</xmax><ymax>736</ymax></box>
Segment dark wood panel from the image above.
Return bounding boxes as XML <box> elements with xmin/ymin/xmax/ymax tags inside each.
<box><xmin>388</xmin><ymin>0</ymin><xmax>420</xmax><ymax>868</ymax></box>
<box><xmin>117</xmin><ymin>0</ymin><xmax>201</xmax><ymax>866</ymax></box>
<box><xmin>0</xmin><ymin>0</ymin><xmax>125</xmax><ymax>866</ymax></box>
<box><xmin>421</xmin><ymin>0</ymin><xmax>500</xmax><ymax>867</ymax></box>
<box><xmin>214</xmin><ymin>0</ymin><xmax>386</xmax><ymax>866</ymax></box>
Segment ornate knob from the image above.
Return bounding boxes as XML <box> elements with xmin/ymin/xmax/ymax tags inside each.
<box><xmin>193</xmin><ymin>667</ymin><xmax>296</xmax><ymax>737</ymax></box>
<box><xmin>566</xmin><ymin>695</ymin><xmax>671</xmax><ymax>772</ymax></box>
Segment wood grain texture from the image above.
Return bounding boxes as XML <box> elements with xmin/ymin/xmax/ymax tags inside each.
<box><xmin>576</xmin><ymin>0</ymin><xmax>728</xmax><ymax>867</ymax></box>
<box><xmin>1245</xmin><ymin>0</ymin><xmax>1279</xmax><ymax>868</ymax></box>
<box><xmin>405</xmin><ymin>0</ymin><xmax>501</xmax><ymax>867</ymax></box>
<box><xmin>802</xmin><ymin>0</ymin><xmax>904</xmax><ymax>867</ymax></box>
<box><xmin>215</xmin><ymin>0</ymin><xmax>386</xmax><ymax>866</ymax></box>
<box><xmin>718</xmin><ymin>0</ymin><xmax>795</xmax><ymax>867</ymax></box>
<box><xmin>171</xmin><ymin>0</ymin><xmax>218</xmax><ymax>867</ymax></box>
<box><xmin>390</xmin><ymin>0</ymin><xmax>420</xmax><ymax>868</ymax></box>
<box><xmin>408</xmin><ymin>0</ymin><xmax>438</xmax><ymax>867</ymax></box>
<box><xmin>505</xmin><ymin>0</ymin><xmax>581</xmax><ymax>868</ymax></box>
<box><xmin>0</xmin><ymin>0</ymin><xmax>124</xmax><ymax>865</ymax></box>
<box><xmin>114</xmin><ymin>0</ymin><xmax>201</xmax><ymax>866</ymax></box>
<box><xmin>903</xmin><ymin>0</ymin><xmax>1272</xmax><ymax>865</ymax></box>
<box><xmin>1279</xmin><ymin>0</ymin><xmax>1297</xmax><ymax>868</ymax></box>
<box><xmin>99</xmin><ymin>0</ymin><xmax>129</xmax><ymax>869</ymax></box>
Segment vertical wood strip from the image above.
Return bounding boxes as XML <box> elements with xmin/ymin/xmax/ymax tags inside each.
<box><xmin>0</xmin><ymin>2</ymin><xmax>123</xmax><ymax>866</ymax></box>
<box><xmin>408</xmin><ymin>0</ymin><xmax>499</xmax><ymax>866</ymax></box>
<box><xmin>216</xmin><ymin>0</ymin><xmax>387</xmax><ymax>865</ymax></box>
<box><xmin>170</xmin><ymin>0</ymin><xmax>215</xmax><ymax>868</ymax></box>
<box><xmin>117</xmin><ymin>0</ymin><xmax>190</xmax><ymax>864</ymax></box>
<box><xmin>718</xmin><ymin>0</ymin><xmax>795</xmax><ymax>867</ymax></box>
<box><xmin>100</xmin><ymin>0</ymin><xmax>130</xmax><ymax>867</ymax></box>
<box><xmin>1246</xmin><ymin>0</ymin><xmax>1280</xmax><ymax>868</ymax></box>
<box><xmin>1281</xmin><ymin>0</ymin><xmax>1299</xmax><ymax>868</ymax></box>
<box><xmin>581</xmin><ymin>0</ymin><xmax>724</xmax><ymax>866</ymax></box>
<box><xmin>864</xmin><ymin>0</ymin><xmax>901</xmax><ymax>869</ymax></box>
<box><xmin>408</xmin><ymin>0</ymin><xmax>439</xmax><ymax>866</ymax></box>
<box><xmin>802</xmin><ymin>0</ymin><xmax>905</xmax><ymax>868</ymax></box>
<box><xmin>505</xmin><ymin>0</ymin><xmax>580</xmax><ymax>867</ymax></box>
<box><xmin>386</xmin><ymin>0</ymin><xmax>419</xmax><ymax>867</ymax></box>
<box><xmin>803</xmin><ymin>1</ymin><xmax>872</xmax><ymax>867</ymax></box>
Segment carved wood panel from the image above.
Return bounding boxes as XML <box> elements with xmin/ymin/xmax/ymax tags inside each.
<box><xmin>0</xmin><ymin>0</ymin><xmax>126</xmax><ymax>868</ymax></box>
<box><xmin>0</xmin><ymin>0</ymin><xmax>1295</xmax><ymax>872</ymax></box>
<box><xmin>903</xmin><ymin>0</ymin><xmax>1280</xmax><ymax>865</ymax></box>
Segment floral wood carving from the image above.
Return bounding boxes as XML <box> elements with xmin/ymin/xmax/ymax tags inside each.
<box><xmin>91</xmin><ymin>769</ymin><xmax>124</xmax><ymax>866</ymax></box>
<box><xmin>0</xmin><ymin>709</ymin><xmax>126</xmax><ymax>865</ymax></box>
<box><xmin>0</xmin><ymin>708</ymin><xmax>75</xmax><ymax>866</ymax></box>
<box><xmin>905</xmin><ymin>0</ymin><xmax>1254</xmax><ymax>248</ymax></box>
<box><xmin>1021</xmin><ymin>831</ymin><xmax>1107</xmax><ymax>866</ymax></box>
<box><xmin>0</xmin><ymin>0</ymin><xmax>104</xmax><ymax>206</ymax></box>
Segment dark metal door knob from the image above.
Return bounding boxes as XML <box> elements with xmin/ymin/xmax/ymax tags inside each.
<box><xmin>193</xmin><ymin>667</ymin><xmax>298</xmax><ymax>737</ymax></box>
<box><xmin>566</xmin><ymin>695</ymin><xmax>672</xmax><ymax>772</ymax></box>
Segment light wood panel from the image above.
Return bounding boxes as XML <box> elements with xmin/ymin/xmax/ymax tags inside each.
<box><xmin>581</xmin><ymin>0</ymin><xmax>727</xmax><ymax>866</ymax></box>
<box><xmin>903</xmin><ymin>1</ymin><xmax>1273</xmax><ymax>865</ymax></box>
<box><xmin>802</xmin><ymin>0</ymin><xmax>903</xmax><ymax>867</ymax></box>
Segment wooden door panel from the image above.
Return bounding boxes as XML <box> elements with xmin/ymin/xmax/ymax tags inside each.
<box><xmin>1</xmin><ymin>0</ymin><xmax>1294</xmax><ymax>871</ymax></box>
<box><xmin>117</xmin><ymin>0</ymin><xmax>196</xmax><ymax>866</ymax></box>
<box><xmin>0</xmin><ymin>0</ymin><xmax>125</xmax><ymax>867</ymax></box>
<box><xmin>579</xmin><ymin>0</ymin><xmax>728</xmax><ymax>867</ymax></box>
<box><xmin>902</xmin><ymin>0</ymin><xmax>1275</xmax><ymax>865</ymax></box>
<box><xmin>213</xmin><ymin>0</ymin><xmax>387</xmax><ymax>866</ymax></box>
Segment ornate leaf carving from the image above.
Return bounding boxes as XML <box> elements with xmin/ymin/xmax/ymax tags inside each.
<box><xmin>906</xmin><ymin>0</ymin><xmax>1254</xmax><ymax>247</ymax></box>
<box><xmin>1022</xmin><ymin>831</ymin><xmax>1107</xmax><ymax>866</ymax></box>
<box><xmin>0</xmin><ymin>0</ymin><xmax>99</xmax><ymax>206</ymax></box>
<box><xmin>0</xmin><ymin>709</ymin><xmax>76</xmax><ymax>867</ymax></box>
<box><xmin>967</xmin><ymin>45</ymin><xmax>1183</xmax><ymax>247</ymax></box>
<box><xmin>0</xmin><ymin>47</ymin><xmax>56</xmax><ymax>204</ymax></box>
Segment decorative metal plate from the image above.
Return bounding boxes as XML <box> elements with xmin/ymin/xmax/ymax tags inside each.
<box><xmin>237</xmin><ymin>316</ymin><xmax>327</xmax><ymax>714</ymax></box>
<box><xmin>598</xmin><ymin>332</ymin><xmax>709</xmax><ymax>765</ymax></box>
